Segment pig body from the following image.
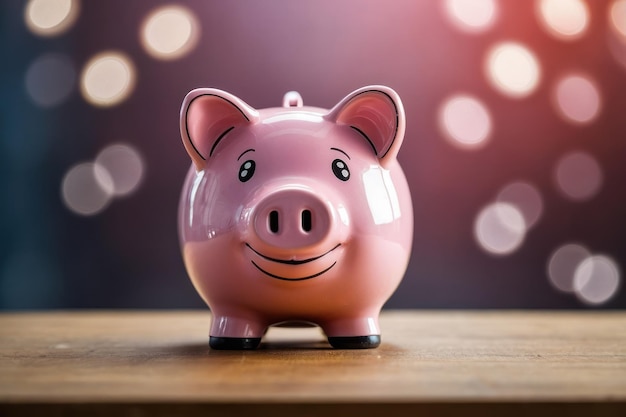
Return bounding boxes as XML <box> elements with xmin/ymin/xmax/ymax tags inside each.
<box><xmin>179</xmin><ymin>86</ymin><xmax>413</xmax><ymax>349</ymax></box>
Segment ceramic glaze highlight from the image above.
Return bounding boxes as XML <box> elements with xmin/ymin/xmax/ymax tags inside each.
<box><xmin>178</xmin><ymin>86</ymin><xmax>413</xmax><ymax>349</ymax></box>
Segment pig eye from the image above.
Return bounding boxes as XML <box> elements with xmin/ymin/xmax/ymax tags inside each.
<box><xmin>332</xmin><ymin>159</ymin><xmax>350</xmax><ymax>181</ymax></box>
<box><xmin>239</xmin><ymin>160</ymin><xmax>255</xmax><ymax>182</ymax></box>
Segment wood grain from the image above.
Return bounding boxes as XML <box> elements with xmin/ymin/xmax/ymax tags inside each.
<box><xmin>1</xmin><ymin>310</ymin><xmax>625</xmax><ymax>416</ymax></box>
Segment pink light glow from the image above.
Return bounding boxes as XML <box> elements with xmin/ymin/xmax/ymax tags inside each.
<box><xmin>547</xmin><ymin>243</ymin><xmax>591</xmax><ymax>293</ymax></box>
<box><xmin>536</xmin><ymin>0</ymin><xmax>589</xmax><ymax>41</ymax></box>
<box><xmin>610</xmin><ymin>0</ymin><xmax>626</xmax><ymax>40</ymax></box>
<box><xmin>554</xmin><ymin>151</ymin><xmax>603</xmax><ymax>201</ymax></box>
<box><xmin>474</xmin><ymin>202</ymin><xmax>527</xmax><ymax>256</ymax></box>
<box><xmin>444</xmin><ymin>0</ymin><xmax>497</xmax><ymax>33</ymax></box>
<box><xmin>496</xmin><ymin>182</ymin><xmax>543</xmax><ymax>229</ymax></box>
<box><xmin>439</xmin><ymin>95</ymin><xmax>492</xmax><ymax>149</ymax></box>
<box><xmin>553</xmin><ymin>74</ymin><xmax>601</xmax><ymax>125</ymax></box>
<box><xmin>574</xmin><ymin>255</ymin><xmax>621</xmax><ymax>305</ymax></box>
<box><xmin>485</xmin><ymin>42</ymin><xmax>541</xmax><ymax>98</ymax></box>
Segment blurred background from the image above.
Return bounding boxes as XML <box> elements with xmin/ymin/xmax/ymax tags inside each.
<box><xmin>1</xmin><ymin>0</ymin><xmax>625</xmax><ymax>310</ymax></box>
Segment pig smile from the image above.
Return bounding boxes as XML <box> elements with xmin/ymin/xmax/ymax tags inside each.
<box><xmin>245</xmin><ymin>243</ymin><xmax>340</xmax><ymax>281</ymax></box>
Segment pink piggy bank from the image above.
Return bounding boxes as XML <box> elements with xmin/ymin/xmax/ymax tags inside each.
<box><xmin>178</xmin><ymin>85</ymin><xmax>413</xmax><ymax>349</ymax></box>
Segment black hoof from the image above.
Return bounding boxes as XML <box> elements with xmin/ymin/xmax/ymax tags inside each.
<box><xmin>328</xmin><ymin>335</ymin><xmax>381</xmax><ymax>349</ymax></box>
<box><xmin>209</xmin><ymin>336</ymin><xmax>262</xmax><ymax>350</ymax></box>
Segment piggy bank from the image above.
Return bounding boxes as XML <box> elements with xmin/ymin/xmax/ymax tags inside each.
<box><xmin>178</xmin><ymin>85</ymin><xmax>413</xmax><ymax>349</ymax></box>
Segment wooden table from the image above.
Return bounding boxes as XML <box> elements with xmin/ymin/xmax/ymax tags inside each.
<box><xmin>1</xmin><ymin>311</ymin><xmax>625</xmax><ymax>416</ymax></box>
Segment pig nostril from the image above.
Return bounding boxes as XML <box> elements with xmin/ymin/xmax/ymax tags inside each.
<box><xmin>269</xmin><ymin>210</ymin><xmax>279</xmax><ymax>234</ymax></box>
<box><xmin>301</xmin><ymin>209</ymin><xmax>312</xmax><ymax>233</ymax></box>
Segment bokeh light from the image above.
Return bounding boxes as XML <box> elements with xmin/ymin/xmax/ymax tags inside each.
<box><xmin>574</xmin><ymin>255</ymin><xmax>621</xmax><ymax>305</ymax></box>
<box><xmin>608</xmin><ymin>0</ymin><xmax>626</xmax><ymax>71</ymax></box>
<box><xmin>547</xmin><ymin>243</ymin><xmax>591</xmax><ymax>293</ymax></box>
<box><xmin>95</xmin><ymin>143</ymin><xmax>145</xmax><ymax>197</ymax></box>
<box><xmin>486</xmin><ymin>42</ymin><xmax>541</xmax><ymax>98</ymax></box>
<box><xmin>5</xmin><ymin>1</ymin><xmax>626</xmax><ymax>311</ymax></box>
<box><xmin>536</xmin><ymin>0</ymin><xmax>589</xmax><ymax>41</ymax></box>
<box><xmin>474</xmin><ymin>202</ymin><xmax>527</xmax><ymax>256</ymax></box>
<box><xmin>25</xmin><ymin>53</ymin><xmax>75</xmax><ymax>108</ymax></box>
<box><xmin>80</xmin><ymin>51</ymin><xmax>136</xmax><ymax>107</ymax></box>
<box><xmin>141</xmin><ymin>5</ymin><xmax>199</xmax><ymax>60</ymax></box>
<box><xmin>496</xmin><ymin>181</ymin><xmax>543</xmax><ymax>228</ymax></box>
<box><xmin>554</xmin><ymin>151</ymin><xmax>603</xmax><ymax>201</ymax></box>
<box><xmin>553</xmin><ymin>74</ymin><xmax>601</xmax><ymax>124</ymax></box>
<box><xmin>61</xmin><ymin>162</ymin><xmax>114</xmax><ymax>216</ymax></box>
<box><xmin>439</xmin><ymin>95</ymin><xmax>492</xmax><ymax>149</ymax></box>
<box><xmin>24</xmin><ymin>0</ymin><xmax>79</xmax><ymax>37</ymax></box>
<box><xmin>444</xmin><ymin>0</ymin><xmax>497</xmax><ymax>33</ymax></box>
<box><xmin>609</xmin><ymin>0</ymin><xmax>626</xmax><ymax>40</ymax></box>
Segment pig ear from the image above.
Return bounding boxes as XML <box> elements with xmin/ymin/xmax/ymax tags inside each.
<box><xmin>180</xmin><ymin>88</ymin><xmax>259</xmax><ymax>168</ymax></box>
<box><xmin>326</xmin><ymin>86</ymin><xmax>405</xmax><ymax>165</ymax></box>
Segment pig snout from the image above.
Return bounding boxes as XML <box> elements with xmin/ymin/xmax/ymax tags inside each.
<box><xmin>240</xmin><ymin>185</ymin><xmax>348</xmax><ymax>282</ymax></box>
<box><xmin>252</xmin><ymin>188</ymin><xmax>335</xmax><ymax>251</ymax></box>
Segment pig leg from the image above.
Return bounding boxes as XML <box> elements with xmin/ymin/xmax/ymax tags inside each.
<box><xmin>209</xmin><ymin>312</ymin><xmax>267</xmax><ymax>350</ymax></box>
<box><xmin>210</xmin><ymin>335</ymin><xmax>261</xmax><ymax>350</ymax></box>
<box><xmin>327</xmin><ymin>335</ymin><xmax>380</xmax><ymax>349</ymax></box>
<box><xmin>320</xmin><ymin>314</ymin><xmax>381</xmax><ymax>349</ymax></box>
